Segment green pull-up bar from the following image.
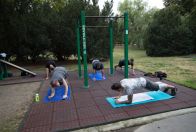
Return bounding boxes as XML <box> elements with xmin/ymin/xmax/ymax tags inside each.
<box><xmin>77</xmin><ymin>11</ymin><xmax>129</xmax><ymax>88</ymax></box>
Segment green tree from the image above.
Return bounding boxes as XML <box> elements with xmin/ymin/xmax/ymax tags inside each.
<box><xmin>118</xmin><ymin>0</ymin><xmax>157</xmax><ymax>48</ymax></box>
<box><xmin>164</xmin><ymin>0</ymin><xmax>195</xmax><ymax>13</ymax></box>
<box><xmin>144</xmin><ymin>5</ymin><xmax>193</xmax><ymax>56</ymax></box>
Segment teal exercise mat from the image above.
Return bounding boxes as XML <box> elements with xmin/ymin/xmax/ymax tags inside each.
<box><xmin>44</xmin><ymin>86</ymin><xmax>71</xmax><ymax>103</ymax></box>
<box><xmin>89</xmin><ymin>71</ymin><xmax>106</xmax><ymax>81</ymax></box>
<box><xmin>106</xmin><ymin>90</ymin><xmax>174</xmax><ymax>108</ymax></box>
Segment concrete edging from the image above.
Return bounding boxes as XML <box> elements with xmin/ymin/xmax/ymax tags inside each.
<box><xmin>72</xmin><ymin>107</ymin><xmax>196</xmax><ymax>132</ymax></box>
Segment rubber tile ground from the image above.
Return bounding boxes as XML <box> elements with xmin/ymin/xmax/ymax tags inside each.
<box><xmin>20</xmin><ymin>69</ymin><xmax>196</xmax><ymax>132</ymax></box>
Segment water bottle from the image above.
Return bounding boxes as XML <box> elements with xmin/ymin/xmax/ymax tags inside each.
<box><xmin>35</xmin><ymin>93</ymin><xmax>40</xmax><ymax>102</ymax></box>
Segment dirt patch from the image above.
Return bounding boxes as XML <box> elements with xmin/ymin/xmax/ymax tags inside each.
<box><xmin>0</xmin><ymin>82</ymin><xmax>41</xmax><ymax>132</ymax></box>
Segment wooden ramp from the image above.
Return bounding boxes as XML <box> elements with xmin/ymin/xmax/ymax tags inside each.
<box><xmin>0</xmin><ymin>59</ymin><xmax>37</xmax><ymax>76</ymax></box>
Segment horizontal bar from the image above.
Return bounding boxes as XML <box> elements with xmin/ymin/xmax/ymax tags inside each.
<box><xmin>80</xmin><ymin>26</ymin><xmax>108</xmax><ymax>28</ymax></box>
<box><xmin>85</xmin><ymin>16</ymin><xmax>124</xmax><ymax>18</ymax></box>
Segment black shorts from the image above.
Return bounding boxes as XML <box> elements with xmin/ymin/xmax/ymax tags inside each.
<box><xmin>118</xmin><ymin>60</ymin><xmax>133</xmax><ymax>67</ymax></box>
<box><xmin>118</xmin><ymin>60</ymin><xmax>125</xmax><ymax>67</ymax></box>
<box><xmin>145</xmin><ymin>79</ymin><xmax>159</xmax><ymax>91</ymax></box>
<box><xmin>93</xmin><ymin>62</ymin><xmax>104</xmax><ymax>70</ymax></box>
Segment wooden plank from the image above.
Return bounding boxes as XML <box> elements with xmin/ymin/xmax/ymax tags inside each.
<box><xmin>0</xmin><ymin>59</ymin><xmax>37</xmax><ymax>76</ymax></box>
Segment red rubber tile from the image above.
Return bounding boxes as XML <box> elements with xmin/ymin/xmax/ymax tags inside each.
<box><xmin>146</xmin><ymin>105</ymin><xmax>171</xmax><ymax>113</ymax></box>
<box><xmin>176</xmin><ymin>92</ymin><xmax>196</xmax><ymax>101</ymax></box>
<box><xmin>21</xmin><ymin>70</ymin><xmax>196</xmax><ymax>132</ymax></box>
<box><xmin>79</xmin><ymin>116</ymin><xmax>106</xmax><ymax>127</ymax></box>
<box><xmin>90</xmin><ymin>90</ymin><xmax>109</xmax><ymax>97</ymax></box>
<box><xmin>161</xmin><ymin>98</ymin><xmax>183</xmax><ymax>104</ymax></box>
<box><xmin>122</xmin><ymin>105</ymin><xmax>146</xmax><ymax>112</ymax></box>
<box><xmin>77</xmin><ymin>106</ymin><xmax>103</xmax><ymax>120</ymax></box>
<box><xmin>167</xmin><ymin>102</ymin><xmax>189</xmax><ymax>110</ymax></box>
<box><xmin>98</xmin><ymin>104</ymin><xmax>125</xmax><ymax>115</ymax></box>
<box><xmin>126</xmin><ymin>107</ymin><xmax>151</xmax><ymax>118</ymax></box>
<box><xmin>104</xmin><ymin>112</ymin><xmax>128</xmax><ymax>122</ymax></box>
<box><xmin>22</xmin><ymin>125</ymin><xmax>50</xmax><ymax>132</ymax></box>
<box><xmin>53</xmin><ymin>100</ymin><xmax>75</xmax><ymax>111</ymax></box>
<box><xmin>51</xmin><ymin>120</ymin><xmax>80</xmax><ymax>131</ymax></box>
<box><xmin>93</xmin><ymin>96</ymin><xmax>109</xmax><ymax>105</ymax></box>
<box><xmin>24</xmin><ymin>112</ymin><xmax>52</xmax><ymax>129</ymax></box>
<box><xmin>29</xmin><ymin>103</ymin><xmax>53</xmax><ymax>115</ymax></box>
<box><xmin>144</xmin><ymin>101</ymin><xmax>165</xmax><ymax>107</ymax></box>
<box><xmin>53</xmin><ymin>109</ymin><xmax>78</xmax><ymax>123</ymax></box>
<box><xmin>185</xmin><ymin>99</ymin><xmax>196</xmax><ymax>107</ymax></box>
<box><xmin>105</xmin><ymin>89</ymin><xmax>119</xmax><ymax>96</ymax></box>
<box><xmin>74</xmin><ymin>98</ymin><xmax>96</xmax><ymax>108</ymax></box>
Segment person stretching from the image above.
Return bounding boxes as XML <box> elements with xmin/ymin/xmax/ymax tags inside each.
<box><xmin>92</xmin><ymin>59</ymin><xmax>105</xmax><ymax>79</ymax></box>
<box><xmin>115</xmin><ymin>58</ymin><xmax>135</xmax><ymax>75</ymax></box>
<box><xmin>48</xmin><ymin>67</ymin><xmax>69</xmax><ymax>99</ymax></box>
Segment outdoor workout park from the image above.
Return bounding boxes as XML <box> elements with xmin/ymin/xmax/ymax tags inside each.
<box><xmin>0</xmin><ymin>7</ymin><xmax>196</xmax><ymax>132</ymax></box>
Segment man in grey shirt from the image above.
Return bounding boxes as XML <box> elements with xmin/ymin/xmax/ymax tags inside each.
<box><xmin>49</xmin><ymin>67</ymin><xmax>69</xmax><ymax>99</ymax></box>
<box><xmin>111</xmin><ymin>77</ymin><xmax>177</xmax><ymax>104</ymax></box>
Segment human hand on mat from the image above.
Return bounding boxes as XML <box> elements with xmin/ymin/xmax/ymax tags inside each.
<box><xmin>48</xmin><ymin>95</ymin><xmax>54</xmax><ymax>99</ymax></box>
<box><xmin>93</xmin><ymin>77</ymin><xmax>96</xmax><ymax>81</ymax></box>
<box><xmin>113</xmin><ymin>96</ymin><xmax>120</xmax><ymax>99</ymax></box>
<box><xmin>63</xmin><ymin>94</ymin><xmax>68</xmax><ymax>99</ymax></box>
<box><xmin>115</xmin><ymin>99</ymin><xmax>121</xmax><ymax>104</ymax></box>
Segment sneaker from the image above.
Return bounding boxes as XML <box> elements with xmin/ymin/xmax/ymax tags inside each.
<box><xmin>171</xmin><ymin>88</ymin><xmax>177</xmax><ymax>96</ymax></box>
<box><xmin>163</xmin><ymin>87</ymin><xmax>169</xmax><ymax>93</ymax></box>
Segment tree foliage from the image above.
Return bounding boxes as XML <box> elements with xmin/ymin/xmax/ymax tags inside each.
<box><xmin>118</xmin><ymin>0</ymin><xmax>157</xmax><ymax>48</ymax></box>
<box><xmin>0</xmin><ymin>0</ymin><xmax>114</xmax><ymax>62</ymax></box>
<box><xmin>144</xmin><ymin>5</ymin><xmax>193</xmax><ymax>56</ymax></box>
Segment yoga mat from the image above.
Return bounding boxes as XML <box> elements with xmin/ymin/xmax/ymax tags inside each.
<box><xmin>89</xmin><ymin>72</ymin><xmax>106</xmax><ymax>81</ymax></box>
<box><xmin>44</xmin><ymin>86</ymin><xmax>71</xmax><ymax>103</ymax></box>
<box><xmin>106</xmin><ymin>90</ymin><xmax>173</xmax><ymax>108</ymax></box>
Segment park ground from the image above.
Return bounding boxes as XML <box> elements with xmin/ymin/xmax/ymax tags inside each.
<box><xmin>0</xmin><ymin>47</ymin><xmax>195</xmax><ymax>132</ymax></box>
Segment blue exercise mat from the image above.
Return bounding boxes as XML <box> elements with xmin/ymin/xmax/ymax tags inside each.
<box><xmin>89</xmin><ymin>72</ymin><xmax>106</xmax><ymax>81</ymax></box>
<box><xmin>106</xmin><ymin>90</ymin><xmax>174</xmax><ymax>108</ymax></box>
<box><xmin>44</xmin><ymin>86</ymin><xmax>71</xmax><ymax>103</ymax></box>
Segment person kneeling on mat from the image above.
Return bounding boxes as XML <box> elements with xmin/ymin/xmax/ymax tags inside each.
<box><xmin>111</xmin><ymin>77</ymin><xmax>177</xmax><ymax>104</ymax></box>
<box><xmin>49</xmin><ymin>67</ymin><xmax>69</xmax><ymax>99</ymax></box>
<box><xmin>114</xmin><ymin>58</ymin><xmax>135</xmax><ymax>75</ymax></box>
<box><xmin>45</xmin><ymin>60</ymin><xmax>56</xmax><ymax>80</ymax></box>
<box><xmin>92</xmin><ymin>59</ymin><xmax>105</xmax><ymax>80</ymax></box>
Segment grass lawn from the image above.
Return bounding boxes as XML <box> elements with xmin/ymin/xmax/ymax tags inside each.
<box><xmin>68</xmin><ymin>46</ymin><xmax>196</xmax><ymax>89</ymax></box>
<box><xmin>113</xmin><ymin>47</ymin><xmax>196</xmax><ymax>89</ymax></box>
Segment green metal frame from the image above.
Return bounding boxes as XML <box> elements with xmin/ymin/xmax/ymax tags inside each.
<box><xmin>109</xmin><ymin>20</ymin><xmax>114</xmax><ymax>75</ymax></box>
<box><xmin>77</xmin><ymin>11</ymin><xmax>129</xmax><ymax>88</ymax></box>
<box><xmin>76</xmin><ymin>21</ymin><xmax>82</xmax><ymax>78</ymax></box>
<box><xmin>81</xmin><ymin>11</ymin><xmax>89</xmax><ymax>88</ymax></box>
<box><xmin>124</xmin><ymin>12</ymin><xmax>129</xmax><ymax>78</ymax></box>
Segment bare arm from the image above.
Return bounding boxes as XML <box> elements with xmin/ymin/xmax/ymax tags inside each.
<box><xmin>115</xmin><ymin>94</ymin><xmax>133</xmax><ymax>104</ymax></box>
<box><xmin>131</xmin><ymin>66</ymin><xmax>135</xmax><ymax>75</ymax></box>
<box><xmin>45</xmin><ymin>68</ymin><xmax>49</xmax><ymax>79</ymax></box>
<box><xmin>101</xmin><ymin>69</ymin><xmax>104</xmax><ymax>78</ymax></box>
<box><xmin>48</xmin><ymin>88</ymin><xmax>55</xmax><ymax>98</ymax></box>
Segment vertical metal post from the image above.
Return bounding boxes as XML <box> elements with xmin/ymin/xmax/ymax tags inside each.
<box><xmin>81</xmin><ymin>11</ymin><xmax>89</xmax><ymax>88</ymax></box>
<box><xmin>124</xmin><ymin>12</ymin><xmax>129</xmax><ymax>78</ymax></box>
<box><xmin>109</xmin><ymin>20</ymin><xmax>114</xmax><ymax>75</ymax></box>
<box><xmin>0</xmin><ymin>62</ymin><xmax>3</xmax><ymax>80</ymax></box>
<box><xmin>76</xmin><ymin>21</ymin><xmax>82</xmax><ymax>78</ymax></box>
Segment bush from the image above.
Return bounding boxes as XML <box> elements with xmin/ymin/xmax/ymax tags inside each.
<box><xmin>144</xmin><ymin>5</ymin><xmax>193</xmax><ymax>56</ymax></box>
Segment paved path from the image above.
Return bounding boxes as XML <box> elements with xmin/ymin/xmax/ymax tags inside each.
<box><xmin>134</xmin><ymin>112</ymin><xmax>196</xmax><ymax>132</ymax></box>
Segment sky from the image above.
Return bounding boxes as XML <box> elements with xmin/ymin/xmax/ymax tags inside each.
<box><xmin>98</xmin><ymin>0</ymin><xmax>164</xmax><ymax>14</ymax></box>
